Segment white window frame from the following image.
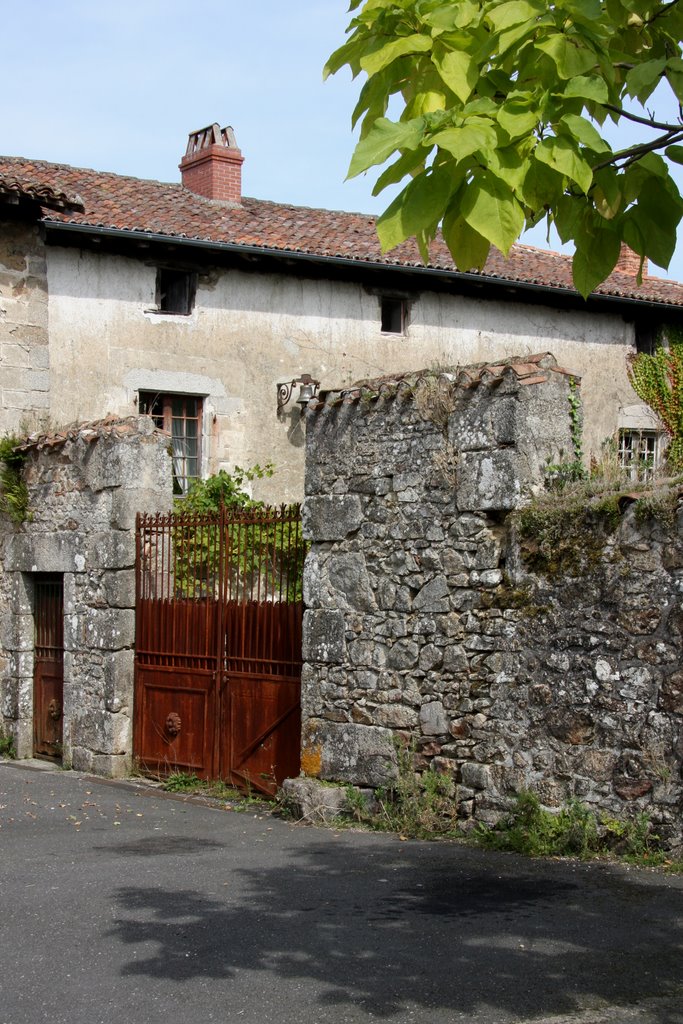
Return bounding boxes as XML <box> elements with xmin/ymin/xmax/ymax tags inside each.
<box><xmin>618</xmin><ymin>428</ymin><xmax>662</xmax><ymax>482</ymax></box>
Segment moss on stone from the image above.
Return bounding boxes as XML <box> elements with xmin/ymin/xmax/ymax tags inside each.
<box><xmin>514</xmin><ymin>494</ymin><xmax>622</xmax><ymax>577</ymax></box>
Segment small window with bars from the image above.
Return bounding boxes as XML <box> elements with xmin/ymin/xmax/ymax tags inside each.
<box><xmin>139</xmin><ymin>392</ymin><xmax>202</xmax><ymax>494</ymax></box>
<box><xmin>618</xmin><ymin>429</ymin><xmax>660</xmax><ymax>482</ymax></box>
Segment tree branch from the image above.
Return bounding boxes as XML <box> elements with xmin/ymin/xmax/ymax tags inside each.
<box><xmin>602</xmin><ymin>103</ymin><xmax>682</xmax><ymax>132</ymax></box>
<box><xmin>646</xmin><ymin>0</ymin><xmax>681</xmax><ymax>25</ymax></box>
<box><xmin>592</xmin><ymin>128</ymin><xmax>683</xmax><ymax>172</ymax></box>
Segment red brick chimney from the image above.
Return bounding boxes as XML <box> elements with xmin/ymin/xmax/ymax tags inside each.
<box><xmin>179</xmin><ymin>123</ymin><xmax>243</xmax><ymax>203</ymax></box>
<box><xmin>615</xmin><ymin>242</ymin><xmax>648</xmax><ymax>279</ymax></box>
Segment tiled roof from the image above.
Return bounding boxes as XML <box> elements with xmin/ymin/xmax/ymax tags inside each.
<box><xmin>313</xmin><ymin>352</ymin><xmax>573</xmax><ymax>411</ymax></box>
<box><xmin>0</xmin><ymin>173</ymin><xmax>83</xmax><ymax>212</ymax></box>
<box><xmin>18</xmin><ymin>414</ymin><xmax>161</xmax><ymax>451</ymax></box>
<box><xmin>1</xmin><ymin>154</ymin><xmax>683</xmax><ymax>306</ymax></box>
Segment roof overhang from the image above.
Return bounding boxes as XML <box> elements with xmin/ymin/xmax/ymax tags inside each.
<box><xmin>42</xmin><ymin>219</ymin><xmax>683</xmax><ymax>321</ymax></box>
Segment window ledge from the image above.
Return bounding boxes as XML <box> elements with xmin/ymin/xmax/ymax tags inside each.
<box><xmin>144</xmin><ymin>308</ymin><xmax>194</xmax><ymax>319</ymax></box>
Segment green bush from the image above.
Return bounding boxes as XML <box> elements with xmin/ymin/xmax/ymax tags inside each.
<box><xmin>348</xmin><ymin>741</ymin><xmax>459</xmax><ymax>839</ymax></box>
<box><xmin>472</xmin><ymin>791</ymin><xmax>671</xmax><ymax>865</ymax></box>
<box><xmin>0</xmin><ymin>434</ymin><xmax>29</xmax><ymax>524</ymax></box>
<box><xmin>0</xmin><ymin>733</ymin><xmax>16</xmax><ymax>759</ymax></box>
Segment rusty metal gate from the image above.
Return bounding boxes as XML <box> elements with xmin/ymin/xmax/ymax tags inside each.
<box><xmin>33</xmin><ymin>573</ymin><xmax>64</xmax><ymax>760</ymax></box>
<box><xmin>133</xmin><ymin>505</ymin><xmax>305</xmax><ymax>795</ymax></box>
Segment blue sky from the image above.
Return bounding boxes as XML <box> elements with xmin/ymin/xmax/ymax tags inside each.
<box><xmin>5</xmin><ymin>1</ymin><xmax>683</xmax><ymax>280</ymax></box>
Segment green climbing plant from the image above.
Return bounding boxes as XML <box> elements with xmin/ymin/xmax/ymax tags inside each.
<box><xmin>172</xmin><ymin>465</ymin><xmax>307</xmax><ymax>602</ymax></box>
<box><xmin>175</xmin><ymin>464</ymin><xmax>274</xmax><ymax>516</ymax></box>
<box><xmin>544</xmin><ymin>376</ymin><xmax>587</xmax><ymax>490</ymax></box>
<box><xmin>0</xmin><ymin>434</ymin><xmax>30</xmax><ymax>524</ymax></box>
<box><xmin>628</xmin><ymin>330</ymin><xmax>683</xmax><ymax>471</ymax></box>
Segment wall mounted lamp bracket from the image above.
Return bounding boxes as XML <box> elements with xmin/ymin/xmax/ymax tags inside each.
<box><xmin>277</xmin><ymin>373</ymin><xmax>320</xmax><ymax>415</ymax></box>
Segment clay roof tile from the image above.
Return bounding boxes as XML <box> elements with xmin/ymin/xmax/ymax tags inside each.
<box><xmin>1</xmin><ymin>155</ymin><xmax>682</xmax><ymax>306</ymax></box>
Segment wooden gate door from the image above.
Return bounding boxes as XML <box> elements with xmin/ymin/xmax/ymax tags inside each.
<box><xmin>219</xmin><ymin>511</ymin><xmax>304</xmax><ymax>796</ymax></box>
<box><xmin>134</xmin><ymin>506</ymin><xmax>305</xmax><ymax>795</ymax></box>
<box><xmin>33</xmin><ymin>574</ymin><xmax>64</xmax><ymax>760</ymax></box>
<box><xmin>134</xmin><ymin>514</ymin><xmax>221</xmax><ymax>778</ymax></box>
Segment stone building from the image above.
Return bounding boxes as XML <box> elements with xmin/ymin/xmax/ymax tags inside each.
<box><xmin>2</xmin><ymin>123</ymin><xmax>683</xmax><ymax>502</ymax></box>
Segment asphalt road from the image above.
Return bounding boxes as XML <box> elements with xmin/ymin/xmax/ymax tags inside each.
<box><xmin>1</xmin><ymin>760</ymin><xmax>682</xmax><ymax>1024</ymax></box>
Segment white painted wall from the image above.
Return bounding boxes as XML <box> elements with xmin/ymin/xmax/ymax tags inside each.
<box><xmin>46</xmin><ymin>246</ymin><xmax>642</xmax><ymax>502</ymax></box>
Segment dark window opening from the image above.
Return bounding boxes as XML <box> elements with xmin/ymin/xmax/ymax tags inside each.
<box><xmin>139</xmin><ymin>392</ymin><xmax>202</xmax><ymax>494</ymax></box>
<box><xmin>156</xmin><ymin>268</ymin><xmax>197</xmax><ymax>315</ymax></box>
<box><xmin>381</xmin><ymin>296</ymin><xmax>406</xmax><ymax>334</ymax></box>
<box><xmin>635</xmin><ymin>322</ymin><xmax>659</xmax><ymax>355</ymax></box>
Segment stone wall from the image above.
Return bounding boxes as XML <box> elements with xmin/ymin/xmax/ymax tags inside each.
<box><xmin>0</xmin><ymin>416</ymin><xmax>172</xmax><ymax>775</ymax></box>
<box><xmin>300</xmin><ymin>354</ymin><xmax>683</xmax><ymax>849</ymax></box>
<box><xmin>0</xmin><ymin>217</ymin><xmax>50</xmax><ymax>433</ymax></box>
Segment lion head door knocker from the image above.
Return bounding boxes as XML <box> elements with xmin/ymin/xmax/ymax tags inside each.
<box><xmin>165</xmin><ymin>712</ymin><xmax>182</xmax><ymax>738</ymax></box>
<box><xmin>48</xmin><ymin>698</ymin><xmax>62</xmax><ymax>722</ymax></box>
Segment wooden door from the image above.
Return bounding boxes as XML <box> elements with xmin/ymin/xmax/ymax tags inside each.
<box><xmin>33</xmin><ymin>574</ymin><xmax>64</xmax><ymax>760</ymax></box>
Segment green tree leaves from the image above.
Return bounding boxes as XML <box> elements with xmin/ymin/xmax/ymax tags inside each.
<box><xmin>328</xmin><ymin>0</ymin><xmax>683</xmax><ymax>297</ymax></box>
<box><xmin>348</xmin><ymin>116</ymin><xmax>426</xmax><ymax>177</ymax></box>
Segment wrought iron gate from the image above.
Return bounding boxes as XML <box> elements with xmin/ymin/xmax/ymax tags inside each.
<box><xmin>33</xmin><ymin>574</ymin><xmax>64</xmax><ymax>760</ymax></box>
<box><xmin>133</xmin><ymin>505</ymin><xmax>305</xmax><ymax>795</ymax></box>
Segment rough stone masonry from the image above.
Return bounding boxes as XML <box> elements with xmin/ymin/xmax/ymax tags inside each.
<box><xmin>0</xmin><ymin>416</ymin><xmax>171</xmax><ymax>775</ymax></box>
<box><xmin>298</xmin><ymin>354</ymin><xmax>683</xmax><ymax>850</ymax></box>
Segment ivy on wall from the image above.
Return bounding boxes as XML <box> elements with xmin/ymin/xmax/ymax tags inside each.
<box><xmin>628</xmin><ymin>328</ymin><xmax>683</xmax><ymax>472</ymax></box>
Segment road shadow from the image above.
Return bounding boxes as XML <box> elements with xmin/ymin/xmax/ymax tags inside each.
<box><xmin>95</xmin><ymin>835</ymin><xmax>226</xmax><ymax>857</ymax></box>
<box><xmin>109</xmin><ymin>836</ymin><xmax>683</xmax><ymax>1021</ymax></box>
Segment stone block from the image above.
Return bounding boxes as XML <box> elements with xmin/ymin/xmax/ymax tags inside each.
<box><xmin>491</xmin><ymin>397</ymin><xmax>518</xmax><ymax>445</ymax></box>
<box><xmin>302</xmin><ymin>610</ymin><xmax>345</xmax><ymax>664</ymax></box>
<box><xmin>375</xmin><ymin>705</ymin><xmax>418</xmax><ymax>729</ymax></box>
<box><xmin>420</xmin><ymin>700</ymin><xmax>449</xmax><ymax>736</ymax></box>
<box><xmin>461</xmin><ymin>762</ymin><xmax>491</xmax><ymax>790</ymax></box>
<box><xmin>71</xmin><ymin>708</ymin><xmax>131</xmax><ymax>757</ymax></box>
<box><xmin>387</xmin><ymin>639</ymin><xmax>419</xmax><ymax>670</ymax></box>
<box><xmin>89</xmin><ymin>751</ymin><xmax>132</xmax><ymax>779</ymax></box>
<box><xmin>111</xmin><ymin>487</ymin><xmax>172</xmax><ymax>530</ymax></box>
<box><xmin>419</xmin><ymin>644</ymin><xmax>443</xmax><ymax>672</ymax></box>
<box><xmin>281</xmin><ymin>777</ymin><xmax>351</xmax><ymax>824</ymax></box>
<box><xmin>68</xmin><ymin>608</ymin><xmax>135</xmax><ymax>652</ymax></box>
<box><xmin>546</xmin><ymin>709</ymin><xmax>595</xmax><ymax>745</ymax></box>
<box><xmin>1</xmin><ymin>342</ymin><xmax>31</xmax><ymax>369</ymax></box>
<box><xmin>457</xmin><ymin>450</ymin><xmax>523</xmax><ymax>512</ymax></box>
<box><xmin>1</xmin><ymin>677</ymin><xmax>19</xmax><ymax>719</ymax></box>
<box><xmin>326</xmin><ymin>552</ymin><xmax>377</xmax><ymax>612</ymax></box>
<box><xmin>413</xmin><ymin>575</ymin><xmax>450</xmax><ymax>612</ymax></box>
<box><xmin>103</xmin><ymin>649</ymin><xmax>135</xmax><ymax>712</ymax></box>
<box><xmin>13</xmin><ymin>719</ymin><xmax>33</xmax><ymax>759</ymax></box>
<box><xmin>660</xmin><ymin>670</ymin><xmax>683</xmax><ymax>713</ymax></box>
<box><xmin>4</xmin><ymin>532</ymin><xmax>85</xmax><ymax>573</ymax></box>
<box><xmin>6</xmin><ymin>572</ymin><xmax>32</xmax><ymax>615</ymax></box>
<box><xmin>449</xmin><ymin>401</ymin><xmax>493</xmax><ymax>452</ymax></box>
<box><xmin>8</xmin><ymin>651</ymin><xmax>33</xmax><ymax>679</ymax></box>
<box><xmin>84</xmin><ymin>532</ymin><xmax>135</xmax><ymax>570</ymax></box>
<box><xmin>101</xmin><ymin>570</ymin><xmax>136</xmax><ymax>609</ymax></box>
<box><xmin>347</xmin><ymin>639</ymin><xmax>387</xmax><ymax>669</ymax></box>
<box><xmin>318</xmin><ymin>721</ymin><xmax>398</xmax><ymax>786</ymax></box>
<box><xmin>83</xmin><ymin>440</ymin><xmax>142</xmax><ymax>493</ymax></box>
<box><xmin>0</xmin><ymin>613</ymin><xmax>33</xmax><ymax>652</ymax></box>
<box><xmin>442</xmin><ymin>644</ymin><xmax>468</xmax><ymax>673</ymax></box>
<box><xmin>302</xmin><ymin>494</ymin><xmax>363</xmax><ymax>541</ymax></box>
